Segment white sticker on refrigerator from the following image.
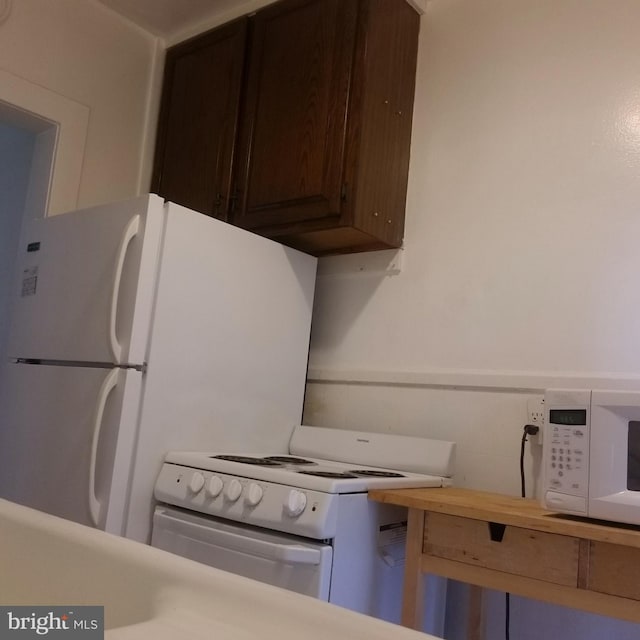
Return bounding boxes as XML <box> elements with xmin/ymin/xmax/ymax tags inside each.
<box><xmin>21</xmin><ymin>266</ymin><xmax>38</xmax><ymax>297</ymax></box>
<box><xmin>378</xmin><ymin>521</ymin><xmax>407</xmax><ymax>567</ymax></box>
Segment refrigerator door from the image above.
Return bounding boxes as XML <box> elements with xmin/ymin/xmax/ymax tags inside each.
<box><xmin>0</xmin><ymin>362</ymin><xmax>142</xmax><ymax>531</ymax></box>
<box><xmin>6</xmin><ymin>194</ymin><xmax>165</xmax><ymax>365</ymax></box>
<box><xmin>124</xmin><ymin>203</ymin><xmax>317</xmax><ymax>542</ymax></box>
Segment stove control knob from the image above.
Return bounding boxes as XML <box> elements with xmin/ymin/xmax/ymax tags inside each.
<box><xmin>189</xmin><ymin>472</ymin><xmax>205</xmax><ymax>494</ymax></box>
<box><xmin>225</xmin><ymin>478</ymin><xmax>242</xmax><ymax>502</ymax></box>
<box><xmin>285</xmin><ymin>490</ymin><xmax>307</xmax><ymax>517</ymax></box>
<box><xmin>206</xmin><ymin>476</ymin><xmax>224</xmax><ymax>498</ymax></box>
<box><xmin>246</xmin><ymin>483</ymin><xmax>264</xmax><ymax>507</ymax></box>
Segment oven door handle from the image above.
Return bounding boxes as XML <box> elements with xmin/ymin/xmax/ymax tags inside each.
<box><xmin>218</xmin><ymin>529</ymin><xmax>322</xmax><ymax>565</ymax></box>
<box><xmin>157</xmin><ymin>510</ymin><xmax>323</xmax><ymax>565</ymax></box>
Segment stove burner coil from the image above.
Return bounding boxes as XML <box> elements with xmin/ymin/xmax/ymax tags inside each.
<box><xmin>263</xmin><ymin>456</ymin><xmax>315</xmax><ymax>465</ymax></box>
<box><xmin>349</xmin><ymin>470</ymin><xmax>405</xmax><ymax>478</ymax></box>
<box><xmin>297</xmin><ymin>470</ymin><xmax>359</xmax><ymax>478</ymax></box>
<box><xmin>211</xmin><ymin>455</ymin><xmax>282</xmax><ymax>466</ymax></box>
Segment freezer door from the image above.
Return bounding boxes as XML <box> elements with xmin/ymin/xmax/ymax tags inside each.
<box><xmin>0</xmin><ymin>363</ymin><xmax>141</xmax><ymax>531</ymax></box>
<box><xmin>7</xmin><ymin>194</ymin><xmax>165</xmax><ymax>365</ymax></box>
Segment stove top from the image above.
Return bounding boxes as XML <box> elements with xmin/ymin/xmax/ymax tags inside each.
<box><xmin>154</xmin><ymin>428</ymin><xmax>455</xmax><ymax>539</ymax></box>
<box><xmin>163</xmin><ymin>450</ymin><xmax>447</xmax><ymax>493</ymax></box>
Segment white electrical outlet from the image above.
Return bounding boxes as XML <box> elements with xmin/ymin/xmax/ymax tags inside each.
<box><xmin>527</xmin><ymin>397</ymin><xmax>545</xmax><ymax>445</ymax></box>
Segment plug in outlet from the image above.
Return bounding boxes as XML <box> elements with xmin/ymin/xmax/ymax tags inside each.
<box><xmin>527</xmin><ymin>397</ymin><xmax>545</xmax><ymax>446</ymax></box>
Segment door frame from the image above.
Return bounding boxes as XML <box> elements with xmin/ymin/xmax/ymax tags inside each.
<box><xmin>0</xmin><ymin>68</ymin><xmax>89</xmax><ymax>218</ymax></box>
<box><xmin>0</xmin><ymin>70</ymin><xmax>89</xmax><ymax>365</ymax></box>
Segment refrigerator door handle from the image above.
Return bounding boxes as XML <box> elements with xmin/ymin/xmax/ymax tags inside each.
<box><xmin>89</xmin><ymin>368</ymin><xmax>120</xmax><ymax>527</ymax></box>
<box><xmin>109</xmin><ymin>214</ymin><xmax>140</xmax><ymax>363</ymax></box>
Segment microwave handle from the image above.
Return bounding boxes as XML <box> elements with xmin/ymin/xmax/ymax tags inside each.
<box><xmin>155</xmin><ymin>509</ymin><xmax>322</xmax><ymax>566</ymax></box>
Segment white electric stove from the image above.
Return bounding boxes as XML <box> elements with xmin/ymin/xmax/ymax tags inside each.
<box><xmin>152</xmin><ymin>426</ymin><xmax>455</xmax><ymax>628</ymax></box>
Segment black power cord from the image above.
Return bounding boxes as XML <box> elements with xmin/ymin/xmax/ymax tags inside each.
<box><xmin>520</xmin><ymin>424</ymin><xmax>540</xmax><ymax>498</ymax></box>
<box><xmin>505</xmin><ymin>592</ymin><xmax>510</xmax><ymax>640</ymax></box>
<box><xmin>505</xmin><ymin>424</ymin><xmax>541</xmax><ymax>640</ymax></box>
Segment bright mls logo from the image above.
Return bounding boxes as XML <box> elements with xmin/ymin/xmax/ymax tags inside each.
<box><xmin>0</xmin><ymin>607</ymin><xmax>103</xmax><ymax>639</ymax></box>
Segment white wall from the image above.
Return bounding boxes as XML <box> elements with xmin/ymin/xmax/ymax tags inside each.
<box><xmin>0</xmin><ymin>0</ymin><xmax>161</xmax><ymax>213</ymax></box>
<box><xmin>304</xmin><ymin>1</ymin><xmax>640</xmax><ymax>637</ymax></box>
<box><xmin>307</xmin><ymin>0</ymin><xmax>640</xmax><ymax>490</ymax></box>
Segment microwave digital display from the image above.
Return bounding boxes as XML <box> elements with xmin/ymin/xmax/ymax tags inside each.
<box><xmin>549</xmin><ymin>409</ymin><xmax>587</xmax><ymax>426</ymax></box>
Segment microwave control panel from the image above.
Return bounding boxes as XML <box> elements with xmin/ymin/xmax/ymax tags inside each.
<box><xmin>543</xmin><ymin>392</ymin><xmax>590</xmax><ymax>500</ymax></box>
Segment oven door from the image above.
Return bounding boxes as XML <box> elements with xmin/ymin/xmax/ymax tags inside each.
<box><xmin>151</xmin><ymin>506</ymin><xmax>333</xmax><ymax>599</ymax></box>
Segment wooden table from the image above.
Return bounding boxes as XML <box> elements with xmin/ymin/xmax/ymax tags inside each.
<box><xmin>368</xmin><ymin>487</ymin><xmax>640</xmax><ymax>638</ymax></box>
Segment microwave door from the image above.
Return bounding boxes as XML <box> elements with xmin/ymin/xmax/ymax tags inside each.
<box><xmin>590</xmin><ymin>390</ymin><xmax>640</xmax><ymax>526</ymax></box>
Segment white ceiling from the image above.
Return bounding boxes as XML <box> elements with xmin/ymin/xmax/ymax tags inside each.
<box><xmin>97</xmin><ymin>0</ymin><xmax>428</xmax><ymax>42</ymax></box>
<box><xmin>96</xmin><ymin>0</ymin><xmax>259</xmax><ymax>40</ymax></box>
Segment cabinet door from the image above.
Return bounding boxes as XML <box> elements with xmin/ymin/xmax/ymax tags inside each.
<box><xmin>152</xmin><ymin>19</ymin><xmax>247</xmax><ymax>220</ymax></box>
<box><xmin>234</xmin><ymin>0</ymin><xmax>358</xmax><ymax>230</ymax></box>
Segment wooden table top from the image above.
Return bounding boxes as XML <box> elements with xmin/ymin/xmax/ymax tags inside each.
<box><xmin>368</xmin><ymin>486</ymin><xmax>640</xmax><ymax>548</ymax></box>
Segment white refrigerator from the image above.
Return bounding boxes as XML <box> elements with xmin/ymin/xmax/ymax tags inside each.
<box><xmin>0</xmin><ymin>194</ymin><xmax>316</xmax><ymax>542</ymax></box>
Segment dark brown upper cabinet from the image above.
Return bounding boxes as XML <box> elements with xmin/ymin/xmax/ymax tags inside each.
<box><xmin>152</xmin><ymin>19</ymin><xmax>247</xmax><ymax>220</ymax></box>
<box><xmin>152</xmin><ymin>0</ymin><xmax>419</xmax><ymax>255</ymax></box>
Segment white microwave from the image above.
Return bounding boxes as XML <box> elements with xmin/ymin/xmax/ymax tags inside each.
<box><xmin>542</xmin><ymin>388</ymin><xmax>640</xmax><ymax>526</ymax></box>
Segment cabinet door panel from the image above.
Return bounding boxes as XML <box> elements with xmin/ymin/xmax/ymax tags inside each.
<box><xmin>235</xmin><ymin>0</ymin><xmax>358</xmax><ymax>229</ymax></box>
<box><xmin>152</xmin><ymin>20</ymin><xmax>247</xmax><ymax>219</ymax></box>
<box><xmin>348</xmin><ymin>0</ymin><xmax>419</xmax><ymax>247</ymax></box>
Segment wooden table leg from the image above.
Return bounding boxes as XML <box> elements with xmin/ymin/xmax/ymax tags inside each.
<box><xmin>401</xmin><ymin>507</ymin><xmax>426</xmax><ymax>629</ymax></box>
